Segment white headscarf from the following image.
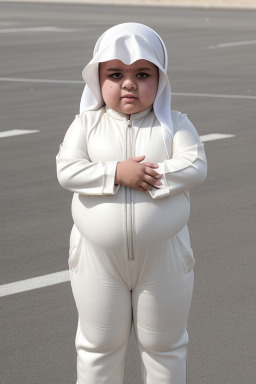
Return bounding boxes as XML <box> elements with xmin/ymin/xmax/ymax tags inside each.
<box><xmin>80</xmin><ymin>22</ymin><xmax>173</xmax><ymax>136</ymax></box>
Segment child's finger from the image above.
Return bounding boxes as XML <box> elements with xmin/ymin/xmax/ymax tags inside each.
<box><xmin>145</xmin><ymin>167</ymin><xmax>162</xmax><ymax>178</ymax></box>
<box><xmin>142</xmin><ymin>161</ymin><xmax>159</xmax><ymax>168</ymax></box>
<box><xmin>140</xmin><ymin>181</ymin><xmax>154</xmax><ymax>191</ymax></box>
<box><xmin>132</xmin><ymin>155</ymin><xmax>146</xmax><ymax>163</ymax></box>
<box><xmin>136</xmin><ymin>186</ymin><xmax>148</xmax><ymax>193</ymax></box>
<box><xmin>143</xmin><ymin>174</ymin><xmax>162</xmax><ymax>187</ymax></box>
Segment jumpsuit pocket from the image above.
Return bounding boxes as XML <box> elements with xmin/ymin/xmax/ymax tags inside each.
<box><xmin>174</xmin><ymin>226</ymin><xmax>195</xmax><ymax>274</ymax></box>
<box><xmin>69</xmin><ymin>224</ymin><xmax>84</xmax><ymax>273</ymax></box>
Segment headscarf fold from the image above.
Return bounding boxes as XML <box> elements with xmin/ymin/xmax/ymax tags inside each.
<box><xmin>80</xmin><ymin>22</ymin><xmax>173</xmax><ymax>136</ymax></box>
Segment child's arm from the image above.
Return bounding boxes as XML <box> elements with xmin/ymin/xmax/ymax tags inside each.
<box><xmin>147</xmin><ymin>113</ymin><xmax>207</xmax><ymax>199</ymax></box>
<box><xmin>56</xmin><ymin>115</ymin><xmax>119</xmax><ymax>195</ymax></box>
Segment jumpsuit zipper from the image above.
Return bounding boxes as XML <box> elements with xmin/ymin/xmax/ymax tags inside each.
<box><xmin>126</xmin><ymin>119</ymin><xmax>134</xmax><ymax>260</ymax></box>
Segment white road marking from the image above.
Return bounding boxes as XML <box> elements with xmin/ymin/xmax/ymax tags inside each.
<box><xmin>0</xmin><ymin>76</ymin><xmax>243</xmax><ymax>153</ymax></box>
<box><xmin>200</xmin><ymin>133</ymin><xmax>236</xmax><ymax>142</ymax></box>
<box><xmin>0</xmin><ymin>271</ymin><xmax>70</xmax><ymax>297</ymax></box>
<box><xmin>0</xmin><ymin>129</ymin><xmax>40</xmax><ymax>138</ymax></box>
<box><xmin>173</xmin><ymin>92</ymin><xmax>256</xmax><ymax>100</ymax></box>
<box><xmin>208</xmin><ymin>40</ymin><xmax>256</xmax><ymax>49</ymax></box>
<box><xmin>0</xmin><ymin>26</ymin><xmax>83</xmax><ymax>34</ymax></box>
<box><xmin>0</xmin><ymin>77</ymin><xmax>83</xmax><ymax>84</ymax></box>
<box><xmin>1</xmin><ymin>78</ymin><xmax>256</xmax><ymax>101</ymax></box>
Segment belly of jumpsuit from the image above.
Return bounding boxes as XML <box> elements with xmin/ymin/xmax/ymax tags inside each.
<box><xmin>71</xmin><ymin>189</ymin><xmax>190</xmax><ymax>252</ymax></box>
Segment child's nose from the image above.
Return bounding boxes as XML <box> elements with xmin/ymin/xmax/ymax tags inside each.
<box><xmin>122</xmin><ymin>78</ymin><xmax>137</xmax><ymax>90</ymax></box>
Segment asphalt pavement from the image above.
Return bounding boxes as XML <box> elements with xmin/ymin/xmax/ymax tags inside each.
<box><xmin>0</xmin><ymin>2</ymin><xmax>256</xmax><ymax>384</ymax></box>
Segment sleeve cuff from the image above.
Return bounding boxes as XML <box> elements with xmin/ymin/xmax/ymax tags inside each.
<box><xmin>103</xmin><ymin>161</ymin><xmax>120</xmax><ymax>195</ymax></box>
<box><xmin>148</xmin><ymin>162</ymin><xmax>169</xmax><ymax>199</ymax></box>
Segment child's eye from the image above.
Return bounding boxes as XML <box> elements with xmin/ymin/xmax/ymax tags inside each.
<box><xmin>137</xmin><ymin>72</ymin><xmax>149</xmax><ymax>79</ymax></box>
<box><xmin>109</xmin><ymin>73</ymin><xmax>122</xmax><ymax>79</ymax></box>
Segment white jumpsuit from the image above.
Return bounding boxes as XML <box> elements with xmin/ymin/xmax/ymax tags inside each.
<box><xmin>56</xmin><ymin>106</ymin><xmax>207</xmax><ymax>384</ymax></box>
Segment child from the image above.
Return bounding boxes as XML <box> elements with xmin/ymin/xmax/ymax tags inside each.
<box><xmin>56</xmin><ymin>23</ymin><xmax>207</xmax><ymax>384</ymax></box>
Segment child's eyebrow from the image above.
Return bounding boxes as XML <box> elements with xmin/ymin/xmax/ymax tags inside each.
<box><xmin>134</xmin><ymin>68</ymin><xmax>153</xmax><ymax>71</ymax></box>
<box><xmin>106</xmin><ymin>68</ymin><xmax>123</xmax><ymax>71</ymax></box>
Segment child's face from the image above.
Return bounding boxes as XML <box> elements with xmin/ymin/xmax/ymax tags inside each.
<box><xmin>99</xmin><ymin>59</ymin><xmax>158</xmax><ymax>115</ymax></box>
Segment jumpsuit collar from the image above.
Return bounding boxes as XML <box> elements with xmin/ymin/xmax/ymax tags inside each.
<box><xmin>105</xmin><ymin>105</ymin><xmax>152</xmax><ymax>122</ymax></box>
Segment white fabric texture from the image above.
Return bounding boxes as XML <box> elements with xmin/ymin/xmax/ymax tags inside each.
<box><xmin>79</xmin><ymin>22</ymin><xmax>173</xmax><ymax>137</ymax></box>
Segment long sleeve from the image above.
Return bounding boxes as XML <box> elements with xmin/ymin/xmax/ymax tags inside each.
<box><xmin>149</xmin><ymin>113</ymin><xmax>207</xmax><ymax>199</ymax></box>
<box><xmin>56</xmin><ymin>115</ymin><xmax>119</xmax><ymax>195</ymax></box>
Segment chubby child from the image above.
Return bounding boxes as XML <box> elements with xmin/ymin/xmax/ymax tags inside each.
<box><xmin>56</xmin><ymin>22</ymin><xmax>207</xmax><ymax>384</ymax></box>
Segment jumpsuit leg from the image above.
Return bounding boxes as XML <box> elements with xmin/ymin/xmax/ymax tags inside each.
<box><xmin>132</xmin><ymin>238</ymin><xmax>194</xmax><ymax>384</ymax></box>
<box><xmin>69</xmin><ymin>234</ymin><xmax>132</xmax><ymax>384</ymax></box>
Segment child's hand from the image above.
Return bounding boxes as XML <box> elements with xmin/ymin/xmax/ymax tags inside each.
<box><xmin>115</xmin><ymin>155</ymin><xmax>162</xmax><ymax>193</ymax></box>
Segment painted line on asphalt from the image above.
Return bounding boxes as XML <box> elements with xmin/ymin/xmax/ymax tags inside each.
<box><xmin>0</xmin><ymin>130</ymin><xmax>235</xmax><ymax>142</ymax></box>
<box><xmin>0</xmin><ymin>77</ymin><xmax>83</xmax><ymax>84</ymax></box>
<box><xmin>173</xmin><ymin>92</ymin><xmax>256</xmax><ymax>100</ymax></box>
<box><xmin>200</xmin><ymin>133</ymin><xmax>236</xmax><ymax>142</ymax></box>
<box><xmin>1</xmin><ymin>78</ymin><xmax>256</xmax><ymax>101</ymax></box>
<box><xmin>0</xmin><ymin>26</ymin><xmax>84</xmax><ymax>33</ymax></box>
<box><xmin>0</xmin><ymin>129</ymin><xmax>40</xmax><ymax>138</ymax></box>
<box><xmin>208</xmin><ymin>40</ymin><xmax>256</xmax><ymax>49</ymax></box>
<box><xmin>3</xmin><ymin>0</ymin><xmax>256</xmax><ymax>9</ymax></box>
<box><xmin>0</xmin><ymin>271</ymin><xmax>70</xmax><ymax>297</ymax></box>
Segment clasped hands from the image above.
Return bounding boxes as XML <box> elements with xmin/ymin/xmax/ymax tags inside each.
<box><xmin>115</xmin><ymin>155</ymin><xmax>162</xmax><ymax>193</ymax></box>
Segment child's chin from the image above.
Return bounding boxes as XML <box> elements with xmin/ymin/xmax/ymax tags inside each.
<box><xmin>119</xmin><ymin>106</ymin><xmax>143</xmax><ymax>115</ymax></box>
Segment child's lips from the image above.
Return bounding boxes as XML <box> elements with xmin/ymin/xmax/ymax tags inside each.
<box><xmin>122</xmin><ymin>94</ymin><xmax>137</xmax><ymax>100</ymax></box>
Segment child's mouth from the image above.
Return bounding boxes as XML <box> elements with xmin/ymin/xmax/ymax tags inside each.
<box><xmin>122</xmin><ymin>94</ymin><xmax>137</xmax><ymax>100</ymax></box>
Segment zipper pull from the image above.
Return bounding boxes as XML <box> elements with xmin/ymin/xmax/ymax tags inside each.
<box><xmin>128</xmin><ymin>120</ymin><xmax>132</xmax><ymax>128</ymax></box>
